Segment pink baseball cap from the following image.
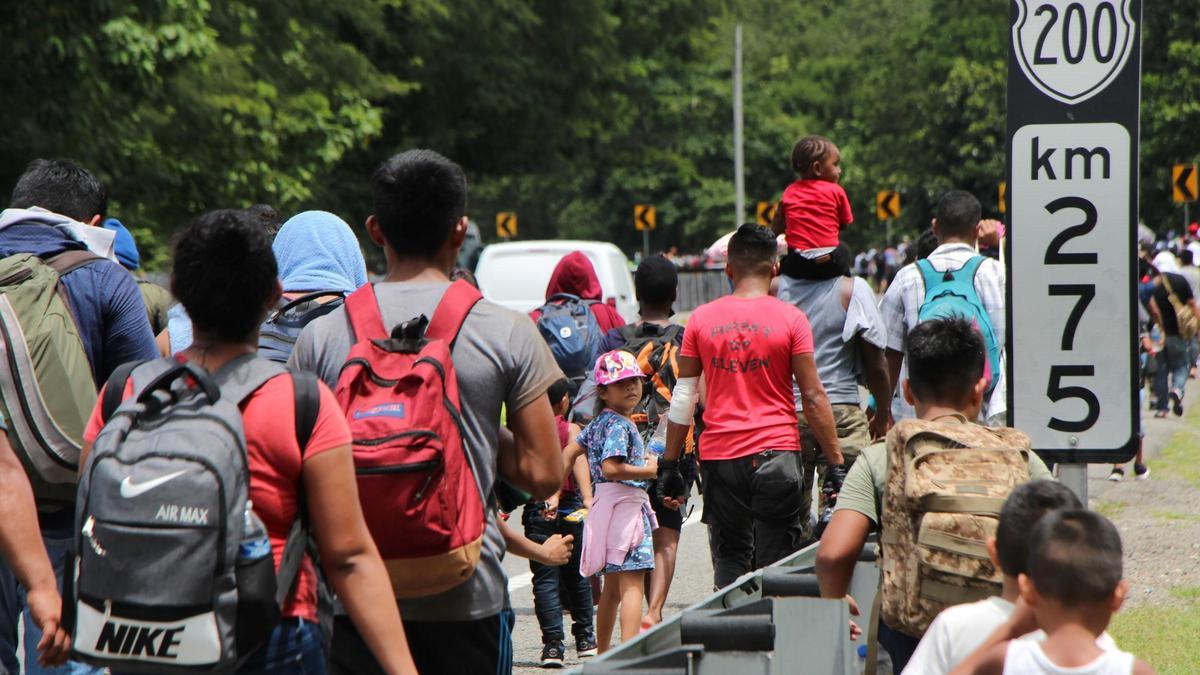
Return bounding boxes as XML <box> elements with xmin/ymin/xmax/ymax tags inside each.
<box><xmin>593</xmin><ymin>350</ymin><xmax>644</xmax><ymax>386</ymax></box>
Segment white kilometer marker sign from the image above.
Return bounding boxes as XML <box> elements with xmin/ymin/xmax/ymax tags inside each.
<box><xmin>1006</xmin><ymin>0</ymin><xmax>1141</xmax><ymax>464</ymax></box>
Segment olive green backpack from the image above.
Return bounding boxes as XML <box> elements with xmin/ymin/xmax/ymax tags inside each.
<box><xmin>0</xmin><ymin>250</ymin><xmax>102</xmax><ymax>507</ymax></box>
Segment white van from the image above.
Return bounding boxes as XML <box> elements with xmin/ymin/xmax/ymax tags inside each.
<box><xmin>475</xmin><ymin>240</ymin><xmax>637</xmax><ymax>321</ymax></box>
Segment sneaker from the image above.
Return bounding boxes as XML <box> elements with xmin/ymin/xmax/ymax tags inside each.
<box><xmin>1171</xmin><ymin>389</ymin><xmax>1184</xmax><ymax>416</ymax></box>
<box><xmin>1107</xmin><ymin>468</ymin><xmax>1124</xmax><ymax>482</ymax></box>
<box><xmin>576</xmin><ymin>635</ymin><xmax>598</xmax><ymax>658</ymax></box>
<box><xmin>541</xmin><ymin>642</ymin><xmax>565</xmax><ymax>668</ymax></box>
<box><xmin>1154</xmin><ymin>409</ymin><xmax>1170</xmax><ymax>419</ymax></box>
<box><xmin>1134</xmin><ymin>463</ymin><xmax>1151</xmax><ymax>480</ymax></box>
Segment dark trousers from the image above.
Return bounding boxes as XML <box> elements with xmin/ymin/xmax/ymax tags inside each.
<box><xmin>1154</xmin><ymin>335</ymin><xmax>1190</xmax><ymax>411</ymax></box>
<box><xmin>878</xmin><ymin>621</ymin><xmax>921</xmax><ymax>673</ymax></box>
<box><xmin>701</xmin><ymin>451</ymin><xmax>805</xmax><ymax>588</ymax></box>
<box><xmin>780</xmin><ymin>248</ymin><xmax>846</xmax><ymax>281</ymax></box>
<box><xmin>329</xmin><ymin>610</ymin><xmax>512</xmax><ymax>675</ymax></box>
<box><xmin>521</xmin><ymin>493</ymin><xmax>594</xmax><ymax>645</ymax></box>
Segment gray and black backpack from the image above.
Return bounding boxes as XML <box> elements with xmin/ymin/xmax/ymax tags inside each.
<box><xmin>258</xmin><ymin>291</ymin><xmax>346</xmax><ymax>363</ymax></box>
<box><xmin>72</xmin><ymin>356</ymin><xmax>320</xmax><ymax>673</ymax></box>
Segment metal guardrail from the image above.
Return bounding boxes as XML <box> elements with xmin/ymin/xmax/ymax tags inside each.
<box><xmin>580</xmin><ymin>540</ymin><xmax>881</xmax><ymax>674</ymax></box>
<box><xmin>676</xmin><ymin>270</ymin><xmax>730</xmax><ymax>313</ymax></box>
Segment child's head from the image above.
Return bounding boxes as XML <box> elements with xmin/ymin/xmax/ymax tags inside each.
<box><xmin>993</xmin><ymin>482</ymin><xmax>1083</xmax><ymax>579</ymax></box>
<box><xmin>592</xmin><ymin>350</ymin><xmax>644</xmax><ymax>416</ymax></box>
<box><xmin>547</xmin><ymin>378</ymin><xmax>571</xmax><ymax>417</ymax></box>
<box><xmin>1022</xmin><ymin>509</ymin><xmax>1126</xmax><ymax>616</ymax></box>
<box><xmin>903</xmin><ymin>317</ymin><xmax>987</xmax><ymax>415</ymax></box>
<box><xmin>791</xmin><ymin>135</ymin><xmax>841</xmax><ymax>182</ymax></box>
<box><xmin>933</xmin><ymin>190</ymin><xmax>982</xmax><ymax>243</ymax></box>
<box><xmin>635</xmin><ymin>255</ymin><xmax>678</xmax><ymax>316</ymax></box>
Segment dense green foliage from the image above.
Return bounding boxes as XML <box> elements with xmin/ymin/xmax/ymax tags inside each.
<box><xmin>1</xmin><ymin>1</ymin><xmax>1195</xmax><ymax>268</ymax></box>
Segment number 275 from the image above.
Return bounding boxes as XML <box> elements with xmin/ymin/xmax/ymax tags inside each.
<box><xmin>1042</xmin><ymin>196</ymin><xmax>1100</xmax><ymax>433</ymax></box>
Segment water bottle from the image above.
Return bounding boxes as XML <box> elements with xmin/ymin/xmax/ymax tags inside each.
<box><xmin>856</xmin><ymin>643</ymin><xmax>868</xmax><ymax>673</ymax></box>
<box><xmin>239</xmin><ymin>500</ymin><xmax>271</xmax><ymax>563</ymax></box>
<box><xmin>647</xmin><ymin>418</ymin><xmax>668</xmax><ymax>457</ymax></box>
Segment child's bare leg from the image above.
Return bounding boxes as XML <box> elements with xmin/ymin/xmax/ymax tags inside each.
<box><xmin>645</xmin><ymin>528</ymin><xmax>680</xmax><ymax>625</ymax></box>
<box><xmin>596</xmin><ymin>574</ymin><xmax>620</xmax><ymax>653</ymax></box>
<box><xmin>617</xmin><ymin>571</ymin><xmax>648</xmax><ymax>644</ymax></box>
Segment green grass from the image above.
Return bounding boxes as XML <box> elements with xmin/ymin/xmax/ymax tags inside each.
<box><xmin>1170</xmin><ymin>586</ymin><xmax>1200</xmax><ymax>603</ymax></box>
<box><xmin>1094</xmin><ymin>500</ymin><xmax>1128</xmax><ymax>520</ymax></box>
<box><xmin>1150</xmin><ymin>509</ymin><xmax>1200</xmax><ymax>523</ymax></box>
<box><xmin>1111</xmin><ymin>588</ymin><xmax>1200</xmax><ymax>673</ymax></box>
<box><xmin>1150</xmin><ymin>404</ymin><xmax>1200</xmax><ymax>487</ymax></box>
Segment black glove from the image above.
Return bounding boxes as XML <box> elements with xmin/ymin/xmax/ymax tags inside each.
<box><xmin>822</xmin><ymin>463</ymin><xmax>848</xmax><ymax>500</ymax></box>
<box><xmin>656</xmin><ymin>459</ymin><xmax>687</xmax><ymax>501</ymax></box>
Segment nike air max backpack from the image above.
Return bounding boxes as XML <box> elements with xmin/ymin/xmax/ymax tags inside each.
<box><xmin>0</xmin><ymin>250</ymin><xmax>103</xmax><ymax>507</ymax></box>
<box><xmin>335</xmin><ymin>280</ymin><xmax>487</xmax><ymax>598</ymax></box>
<box><xmin>73</xmin><ymin>356</ymin><xmax>320</xmax><ymax>673</ymax></box>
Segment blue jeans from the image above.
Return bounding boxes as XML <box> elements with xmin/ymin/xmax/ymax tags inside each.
<box><xmin>878</xmin><ymin>621</ymin><xmax>921</xmax><ymax>673</ymax></box>
<box><xmin>521</xmin><ymin>493</ymin><xmax>593</xmax><ymax>645</ymax></box>
<box><xmin>0</xmin><ymin>515</ymin><xmax>103</xmax><ymax>675</ymax></box>
<box><xmin>1154</xmin><ymin>335</ymin><xmax>1190</xmax><ymax>412</ymax></box>
<box><xmin>237</xmin><ymin>618</ymin><xmax>325</xmax><ymax>674</ymax></box>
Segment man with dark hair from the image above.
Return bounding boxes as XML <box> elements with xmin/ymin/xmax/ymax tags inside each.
<box><xmin>953</xmin><ymin>510</ymin><xmax>1150</xmax><ymax>675</ymax></box>
<box><xmin>1148</xmin><ymin>265</ymin><xmax>1198</xmax><ymax>418</ymax></box>
<box><xmin>777</xmin><ymin>241</ymin><xmax>890</xmax><ymax>542</ymax></box>
<box><xmin>0</xmin><ymin>159</ymin><xmax>157</xmax><ymax>382</ymax></box>
<box><xmin>245</xmin><ymin>203</ymin><xmax>283</xmax><ymax>238</ymax></box>
<box><xmin>816</xmin><ymin>317</ymin><xmax>1051</xmax><ymax>672</ymax></box>
<box><xmin>0</xmin><ymin>158</ymin><xmax>156</xmax><ymax>675</ymax></box>
<box><xmin>9</xmin><ymin>158</ymin><xmax>108</xmax><ymax>224</ymax></box>
<box><xmin>289</xmin><ymin>149</ymin><xmax>565</xmax><ymax>674</ymax></box>
<box><xmin>658</xmin><ymin>224</ymin><xmax>845</xmax><ymax>588</ymax></box>
<box><xmin>905</xmin><ymin>482</ymin><xmax>1120</xmax><ymax>674</ymax></box>
<box><xmin>880</xmin><ymin>190</ymin><xmax>1007</xmax><ymax>425</ymax></box>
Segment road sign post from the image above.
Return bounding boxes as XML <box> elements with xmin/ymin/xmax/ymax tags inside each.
<box><xmin>635</xmin><ymin>204</ymin><xmax>656</xmax><ymax>260</ymax></box>
<box><xmin>1173</xmin><ymin>163</ymin><xmax>1197</xmax><ymax>230</ymax></box>
<box><xmin>756</xmin><ymin>201</ymin><xmax>777</xmax><ymax>227</ymax></box>
<box><xmin>876</xmin><ymin>190</ymin><xmax>900</xmax><ymax>247</ymax></box>
<box><xmin>1007</xmin><ymin>0</ymin><xmax>1142</xmax><ymax>496</ymax></box>
<box><xmin>495</xmin><ymin>212</ymin><xmax>517</xmax><ymax>239</ymax></box>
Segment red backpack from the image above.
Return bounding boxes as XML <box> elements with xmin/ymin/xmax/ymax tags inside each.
<box><xmin>336</xmin><ymin>281</ymin><xmax>486</xmax><ymax>598</ymax></box>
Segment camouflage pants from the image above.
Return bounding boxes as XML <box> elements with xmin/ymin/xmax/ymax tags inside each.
<box><xmin>797</xmin><ymin>404</ymin><xmax>872</xmax><ymax>541</ymax></box>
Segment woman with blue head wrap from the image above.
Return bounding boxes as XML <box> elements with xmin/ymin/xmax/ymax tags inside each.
<box><xmin>273</xmin><ymin>210</ymin><xmax>368</xmax><ymax>294</ymax></box>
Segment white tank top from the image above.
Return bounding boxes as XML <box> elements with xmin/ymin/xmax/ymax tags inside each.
<box><xmin>1003</xmin><ymin>640</ymin><xmax>1134</xmax><ymax>675</ymax></box>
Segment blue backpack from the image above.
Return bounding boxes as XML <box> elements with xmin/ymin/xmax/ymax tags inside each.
<box><xmin>917</xmin><ymin>256</ymin><xmax>1001</xmax><ymax>397</ymax></box>
<box><xmin>536</xmin><ymin>293</ymin><xmax>602</xmax><ymax>396</ymax></box>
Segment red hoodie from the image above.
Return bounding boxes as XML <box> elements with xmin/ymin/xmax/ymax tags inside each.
<box><xmin>529</xmin><ymin>251</ymin><xmax>625</xmax><ymax>332</ymax></box>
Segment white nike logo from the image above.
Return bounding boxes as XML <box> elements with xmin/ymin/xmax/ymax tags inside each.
<box><xmin>119</xmin><ymin>470</ymin><xmax>187</xmax><ymax>499</ymax></box>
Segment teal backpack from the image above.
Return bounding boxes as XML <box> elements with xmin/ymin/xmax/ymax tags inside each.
<box><xmin>916</xmin><ymin>256</ymin><xmax>1001</xmax><ymax>397</ymax></box>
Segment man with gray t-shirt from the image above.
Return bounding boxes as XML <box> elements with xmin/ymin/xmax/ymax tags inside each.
<box><xmin>777</xmin><ymin>250</ymin><xmax>889</xmax><ymax>541</ymax></box>
<box><xmin>289</xmin><ymin>150</ymin><xmax>564</xmax><ymax>675</ymax></box>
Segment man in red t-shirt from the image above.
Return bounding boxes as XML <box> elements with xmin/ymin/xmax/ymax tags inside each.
<box><xmin>658</xmin><ymin>224</ymin><xmax>845</xmax><ymax>587</ymax></box>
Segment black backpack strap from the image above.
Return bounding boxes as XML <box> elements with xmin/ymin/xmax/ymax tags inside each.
<box><xmin>45</xmin><ymin>249</ymin><xmax>104</xmax><ymax>276</ymax></box>
<box><xmin>291</xmin><ymin>370</ymin><xmax>320</xmax><ymax>451</ymax></box>
<box><xmin>270</xmin><ymin>291</ymin><xmax>346</xmax><ymax>321</ymax></box>
<box><xmin>275</xmin><ymin>368</ymin><xmax>332</xmax><ymax>649</ymax></box>
<box><xmin>100</xmin><ymin>360</ymin><xmax>144</xmax><ymax>423</ymax></box>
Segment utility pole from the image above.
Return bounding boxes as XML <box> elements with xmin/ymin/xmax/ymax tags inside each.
<box><xmin>733</xmin><ymin>23</ymin><xmax>745</xmax><ymax>226</ymax></box>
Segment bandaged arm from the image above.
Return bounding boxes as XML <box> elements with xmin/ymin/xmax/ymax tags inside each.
<box><xmin>663</xmin><ymin>356</ymin><xmax>702</xmax><ymax>462</ymax></box>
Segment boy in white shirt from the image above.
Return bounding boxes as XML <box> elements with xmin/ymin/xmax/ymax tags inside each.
<box><xmin>950</xmin><ymin>510</ymin><xmax>1152</xmax><ymax>675</ymax></box>
<box><xmin>904</xmin><ymin>482</ymin><xmax>1116</xmax><ymax>674</ymax></box>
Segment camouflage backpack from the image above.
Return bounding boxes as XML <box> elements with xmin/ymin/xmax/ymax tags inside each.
<box><xmin>879</xmin><ymin>417</ymin><xmax>1031</xmax><ymax>636</ymax></box>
